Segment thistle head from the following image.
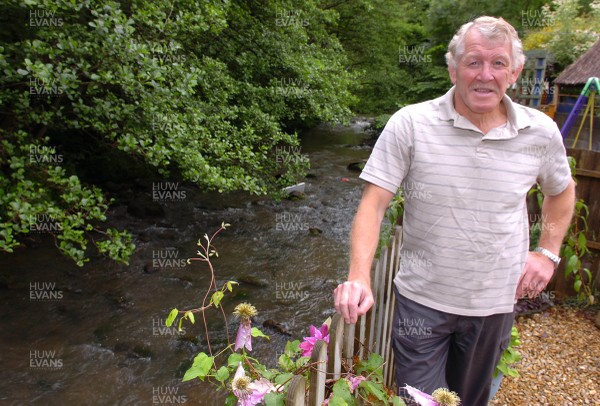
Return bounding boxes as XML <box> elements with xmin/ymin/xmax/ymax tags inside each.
<box><xmin>432</xmin><ymin>388</ymin><xmax>461</xmax><ymax>406</ymax></box>
<box><xmin>233</xmin><ymin>303</ymin><xmax>257</xmax><ymax>320</ymax></box>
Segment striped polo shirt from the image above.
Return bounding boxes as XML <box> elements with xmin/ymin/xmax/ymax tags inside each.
<box><xmin>360</xmin><ymin>86</ymin><xmax>571</xmax><ymax>316</ymax></box>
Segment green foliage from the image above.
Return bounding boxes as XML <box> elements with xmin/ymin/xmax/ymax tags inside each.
<box><xmin>0</xmin><ymin>0</ymin><xmax>356</xmax><ymax>265</ymax></box>
<box><xmin>330</xmin><ymin>0</ymin><xmax>450</xmax><ymax>113</ymax></box>
<box><xmin>529</xmin><ymin>157</ymin><xmax>594</xmax><ymax>305</ymax></box>
<box><xmin>494</xmin><ymin>326</ymin><xmax>522</xmax><ymax>378</ymax></box>
<box><xmin>562</xmin><ymin>197</ymin><xmax>594</xmax><ymax>305</ymax></box>
<box><xmin>372</xmin><ymin>114</ymin><xmax>393</xmax><ymax>132</ymax></box>
<box><xmin>182</xmin><ymin>352</ymin><xmax>214</xmax><ymax>382</ymax></box>
<box><xmin>425</xmin><ymin>0</ymin><xmax>549</xmax><ymax>44</ymax></box>
<box><xmin>377</xmin><ymin>192</ymin><xmax>404</xmax><ymax>258</ymax></box>
<box><xmin>522</xmin><ymin>0</ymin><xmax>600</xmax><ymax>68</ymax></box>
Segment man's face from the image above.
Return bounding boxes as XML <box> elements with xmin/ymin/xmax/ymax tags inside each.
<box><xmin>448</xmin><ymin>29</ymin><xmax>522</xmax><ymax>118</ymax></box>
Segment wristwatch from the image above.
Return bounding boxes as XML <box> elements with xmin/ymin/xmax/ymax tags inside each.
<box><xmin>534</xmin><ymin>247</ymin><xmax>561</xmax><ymax>269</ymax></box>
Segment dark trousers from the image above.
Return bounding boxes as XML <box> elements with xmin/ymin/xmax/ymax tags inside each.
<box><xmin>392</xmin><ymin>287</ymin><xmax>514</xmax><ymax>406</ymax></box>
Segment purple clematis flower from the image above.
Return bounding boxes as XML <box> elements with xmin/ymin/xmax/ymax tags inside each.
<box><xmin>348</xmin><ymin>375</ymin><xmax>366</xmax><ymax>391</ymax></box>
<box><xmin>233</xmin><ymin>303</ymin><xmax>257</xmax><ymax>352</ymax></box>
<box><xmin>299</xmin><ymin>323</ymin><xmax>329</xmax><ymax>357</ymax></box>
<box><xmin>404</xmin><ymin>385</ymin><xmax>438</xmax><ymax>406</ymax></box>
<box><xmin>231</xmin><ymin>362</ymin><xmax>277</xmax><ymax>406</ymax></box>
<box><xmin>234</xmin><ymin>318</ymin><xmax>252</xmax><ymax>352</ymax></box>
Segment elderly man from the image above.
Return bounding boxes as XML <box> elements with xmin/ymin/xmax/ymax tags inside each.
<box><xmin>334</xmin><ymin>16</ymin><xmax>575</xmax><ymax>405</ymax></box>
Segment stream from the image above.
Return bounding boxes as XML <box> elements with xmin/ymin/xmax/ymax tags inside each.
<box><xmin>0</xmin><ymin>122</ymin><xmax>374</xmax><ymax>405</ymax></box>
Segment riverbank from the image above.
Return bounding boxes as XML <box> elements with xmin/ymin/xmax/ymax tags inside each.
<box><xmin>0</xmin><ymin>123</ymin><xmax>373</xmax><ymax>405</ymax></box>
<box><xmin>490</xmin><ymin>305</ymin><xmax>600</xmax><ymax>405</ymax></box>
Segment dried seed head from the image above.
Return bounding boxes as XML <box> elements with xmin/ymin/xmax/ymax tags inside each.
<box><xmin>432</xmin><ymin>388</ymin><xmax>461</xmax><ymax>406</ymax></box>
<box><xmin>231</xmin><ymin>375</ymin><xmax>252</xmax><ymax>395</ymax></box>
<box><xmin>233</xmin><ymin>303</ymin><xmax>257</xmax><ymax>319</ymax></box>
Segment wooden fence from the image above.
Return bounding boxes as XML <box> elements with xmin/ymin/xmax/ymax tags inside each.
<box><xmin>286</xmin><ymin>226</ymin><xmax>403</xmax><ymax>404</ymax></box>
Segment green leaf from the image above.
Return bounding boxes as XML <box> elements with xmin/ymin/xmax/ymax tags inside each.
<box><xmin>227</xmin><ymin>353</ymin><xmax>243</xmax><ymax>368</ymax></box>
<box><xmin>165</xmin><ymin>308</ymin><xmax>178</xmax><ymax>327</ymax></box>
<box><xmin>211</xmin><ymin>291</ymin><xmax>224</xmax><ymax>307</ymax></box>
<box><xmin>359</xmin><ymin>380</ymin><xmax>387</xmax><ymax>401</ymax></box>
<box><xmin>566</xmin><ymin>254</ymin><xmax>578</xmax><ymax>274</ymax></box>
<box><xmin>295</xmin><ymin>356</ymin><xmax>310</xmax><ymax>369</ymax></box>
<box><xmin>215</xmin><ymin>366</ymin><xmax>229</xmax><ymax>383</ymax></box>
<box><xmin>574</xmin><ymin>279</ymin><xmax>582</xmax><ymax>293</ymax></box>
<box><xmin>392</xmin><ymin>396</ymin><xmax>407</xmax><ymax>406</ymax></box>
<box><xmin>251</xmin><ymin>327</ymin><xmax>269</xmax><ymax>340</ymax></box>
<box><xmin>182</xmin><ymin>353</ymin><xmax>214</xmax><ymax>382</ymax></box>
<box><xmin>332</xmin><ymin>379</ymin><xmax>354</xmax><ymax>404</ymax></box>
<box><xmin>578</xmin><ymin>232</ymin><xmax>587</xmax><ymax>250</ymax></box>
<box><xmin>329</xmin><ymin>395</ymin><xmax>349</xmax><ymax>406</ymax></box>
<box><xmin>264</xmin><ymin>392</ymin><xmax>285</xmax><ymax>406</ymax></box>
<box><xmin>278</xmin><ymin>353</ymin><xmax>294</xmax><ymax>371</ymax></box>
<box><xmin>261</xmin><ymin>368</ymin><xmax>277</xmax><ymax>381</ymax></box>
<box><xmin>284</xmin><ymin>340</ymin><xmax>301</xmax><ymax>357</ymax></box>
<box><xmin>356</xmin><ymin>353</ymin><xmax>384</xmax><ymax>377</ymax></box>
<box><xmin>583</xmin><ymin>268</ymin><xmax>592</xmax><ymax>283</ymax></box>
<box><xmin>184</xmin><ymin>311</ymin><xmax>195</xmax><ymax>325</ymax></box>
<box><xmin>505</xmin><ymin>366</ymin><xmax>519</xmax><ymax>378</ymax></box>
<box><xmin>274</xmin><ymin>372</ymin><xmax>294</xmax><ymax>386</ymax></box>
<box><xmin>225</xmin><ymin>393</ymin><xmax>237</xmax><ymax>406</ymax></box>
<box><xmin>226</xmin><ymin>281</ymin><xmax>238</xmax><ymax>292</ymax></box>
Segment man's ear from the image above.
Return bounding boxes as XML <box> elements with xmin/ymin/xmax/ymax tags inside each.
<box><xmin>448</xmin><ymin>66</ymin><xmax>457</xmax><ymax>85</ymax></box>
<box><xmin>510</xmin><ymin>64</ymin><xmax>524</xmax><ymax>85</ymax></box>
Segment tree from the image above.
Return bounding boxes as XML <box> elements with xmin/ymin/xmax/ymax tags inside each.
<box><xmin>0</xmin><ymin>0</ymin><xmax>356</xmax><ymax>265</ymax></box>
<box><xmin>328</xmin><ymin>0</ymin><xmax>450</xmax><ymax>113</ymax></box>
<box><xmin>522</xmin><ymin>0</ymin><xmax>600</xmax><ymax>68</ymax></box>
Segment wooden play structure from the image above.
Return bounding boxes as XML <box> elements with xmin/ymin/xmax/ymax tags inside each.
<box><xmin>561</xmin><ymin>77</ymin><xmax>599</xmax><ymax>149</ymax></box>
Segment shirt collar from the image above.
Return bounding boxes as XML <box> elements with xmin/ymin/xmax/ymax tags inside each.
<box><xmin>438</xmin><ymin>86</ymin><xmax>531</xmax><ymax>138</ymax></box>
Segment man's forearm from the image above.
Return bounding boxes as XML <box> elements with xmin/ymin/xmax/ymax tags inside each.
<box><xmin>538</xmin><ymin>179</ymin><xmax>576</xmax><ymax>254</ymax></box>
<box><xmin>347</xmin><ymin>185</ymin><xmax>394</xmax><ymax>285</ymax></box>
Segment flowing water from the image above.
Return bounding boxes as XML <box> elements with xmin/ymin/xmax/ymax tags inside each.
<box><xmin>0</xmin><ymin>122</ymin><xmax>373</xmax><ymax>405</ymax></box>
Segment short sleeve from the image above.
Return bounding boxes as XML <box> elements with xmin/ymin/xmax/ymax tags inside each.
<box><xmin>537</xmin><ymin>125</ymin><xmax>572</xmax><ymax>196</ymax></box>
<box><xmin>359</xmin><ymin>110</ymin><xmax>414</xmax><ymax>194</ymax></box>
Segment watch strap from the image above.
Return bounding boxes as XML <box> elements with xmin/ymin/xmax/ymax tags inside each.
<box><xmin>534</xmin><ymin>247</ymin><xmax>560</xmax><ymax>268</ymax></box>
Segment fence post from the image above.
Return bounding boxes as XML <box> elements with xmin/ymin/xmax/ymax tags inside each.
<box><xmin>383</xmin><ymin>226</ymin><xmax>402</xmax><ymax>388</ymax></box>
<box><xmin>327</xmin><ymin>313</ymin><xmax>344</xmax><ymax>381</ymax></box>
<box><xmin>308</xmin><ymin>339</ymin><xmax>327</xmax><ymax>406</ymax></box>
<box><xmin>286</xmin><ymin>375</ymin><xmax>306</xmax><ymax>406</ymax></box>
<box><xmin>343</xmin><ymin>322</ymin><xmax>355</xmax><ymax>371</ymax></box>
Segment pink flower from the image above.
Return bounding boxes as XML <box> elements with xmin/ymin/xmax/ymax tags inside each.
<box><xmin>348</xmin><ymin>375</ymin><xmax>365</xmax><ymax>391</ymax></box>
<box><xmin>231</xmin><ymin>362</ymin><xmax>277</xmax><ymax>406</ymax></box>
<box><xmin>404</xmin><ymin>385</ymin><xmax>438</xmax><ymax>406</ymax></box>
<box><xmin>234</xmin><ymin>318</ymin><xmax>252</xmax><ymax>352</ymax></box>
<box><xmin>299</xmin><ymin>323</ymin><xmax>329</xmax><ymax>357</ymax></box>
<box><xmin>233</xmin><ymin>303</ymin><xmax>257</xmax><ymax>352</ymax></box>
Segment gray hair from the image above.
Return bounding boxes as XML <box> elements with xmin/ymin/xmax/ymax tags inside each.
<box><xmin>445</xmin><ymin>16</ymin><xmax>525</xmax><ymax>71</ymax></box>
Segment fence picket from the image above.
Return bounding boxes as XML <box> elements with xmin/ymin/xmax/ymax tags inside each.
<box><xmin>308</xmin><ymin>340</ymin><xmax>327</xmax><ymax>405</ymax></box>
<box><xmin>286</xmin><ymin>375</ymin><xmax>306</xmax><ymax>406</ymax></box>
<box><xmin>327</xmin><ymin>313</ymin><xmax>344</xmax><ymax>380</ymax></box>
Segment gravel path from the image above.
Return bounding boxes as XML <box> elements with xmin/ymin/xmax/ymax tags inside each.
<box><xmin>490</xmin><ymin>306</ymin><xmax>600</xmax><ymax>405</ymax></box>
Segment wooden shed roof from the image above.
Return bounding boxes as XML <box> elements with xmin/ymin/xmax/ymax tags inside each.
<box><xmin>555</xmin><ymin>39</ymin><xmax>600</xmax><ymax>85</ymax></box>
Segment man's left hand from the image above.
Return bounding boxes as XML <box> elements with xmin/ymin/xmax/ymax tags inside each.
<box><xmin>515</xmin><ymin>251</ymin><xmax>555</xmax><ymax>299</ymax></box>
